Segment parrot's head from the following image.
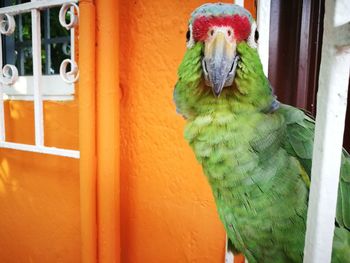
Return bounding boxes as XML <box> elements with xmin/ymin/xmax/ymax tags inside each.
<box><xmin>185</xmin><ymin>3</ymin><xmax>258</xmax><ymax>97</ymax></box>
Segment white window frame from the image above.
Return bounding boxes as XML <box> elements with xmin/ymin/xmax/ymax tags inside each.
<box><xmin>0</xmin><ymin>0</ymin><xmax>80</xmax><ymax>158</ymax></box>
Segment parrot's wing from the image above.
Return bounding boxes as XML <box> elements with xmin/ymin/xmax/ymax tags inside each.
<box><xmin>278</xmin><ymin>104</ymin><xmax>350</xmax><ymax>230</ymax></box>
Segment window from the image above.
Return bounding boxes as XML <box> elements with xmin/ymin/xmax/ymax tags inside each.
<box><xmin>0</xmin><ymin>0</ymin><xmax>79</xmax><ymax>158</ymax></box>
<box><xmin>0</xmin><ymin>0</ymin><xmax>75</xmax><ymax>100</ymax></box>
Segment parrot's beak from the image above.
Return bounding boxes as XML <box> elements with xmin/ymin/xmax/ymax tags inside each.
<box><xmin>202</xmin><ymin>31</ymin><xmax>239</xmax><ymax>97</ymax></box>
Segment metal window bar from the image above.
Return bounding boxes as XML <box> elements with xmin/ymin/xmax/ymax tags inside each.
<box><xmin>3</xmin><ymin>0</ymin><xmax>15</xmax><ymax>66</ymax></box>
<box><xmin>0</xmin><ymin>0</ymin><xmax>80</xmax><ymax>158</ymax></box>
<box><xmin>43</xmin><ymin>8</ymin><xmax>51</xmax><ymax>74</ymax></box>
<box><xmin>14</xmin><ymin>36</ymin><xmax>71</xmax><ymax>47</ymax></box>
<box><xmin>18</xmin><ymin>5</ymin><xmax>25</xmax><ymax>74</ymax></box>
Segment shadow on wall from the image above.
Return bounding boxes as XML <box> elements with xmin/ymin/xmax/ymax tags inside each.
<box><xmin>0</xmin><ymin>158</ymin><xmax>17</xmax><ymax>194</ymax></box>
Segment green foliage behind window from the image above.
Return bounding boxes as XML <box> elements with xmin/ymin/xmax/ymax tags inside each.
<box><xmin>1</xmin><ymin>0</ymin><xmax>71</xmax><ymax>75</ymax></box>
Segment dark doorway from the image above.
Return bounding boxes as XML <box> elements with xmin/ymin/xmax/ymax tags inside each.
<box><xmin>267</xmin><ymin>0</ymin><xmax>349</xmax><ymax>151</ymax></box>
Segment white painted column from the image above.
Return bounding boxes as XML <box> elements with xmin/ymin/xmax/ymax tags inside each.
<box><xmin>256</xmin><ymin>0</ymin><xmax>271</xmax><ymax>76</ymax></box>
<box><xmin>31</xmin><ymin>1</ymin><xmax>44</xmax><ymax>146</ymax></box>
<box><xmin>303</xmin><ymin>0</ymin><xmax>350</xmax><ymax>262</ymax></box>
<box><xmin>235</xmin><ymin>0</ymin><xmax>244</xmax><ymax>7</ymax></box>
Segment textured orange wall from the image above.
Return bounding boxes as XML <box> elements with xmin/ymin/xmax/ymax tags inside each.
<box><xmin>120</xmin><ymin>1</ymin><xmax>255</xmax><ymax>263</ymax></box>
<box><xmin>0</xmin><ymin>1</ymin><xmax>256</xmax><ymax>262</ymax></box>
<box><xmin>0</xmin><ymin>100</ymin><xmax>80</xmax><ymax>263</ymax></box>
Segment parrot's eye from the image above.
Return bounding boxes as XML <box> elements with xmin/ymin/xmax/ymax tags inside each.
<box><xmin>186</xmin><ymin>25</ymin><xmax>195</xmax><ymax>49</ymax></box>
<box><xmin>186</xmin><ymin>29</ymin><xmax>191</xmax><ymax>42</ymax></box>
<box><xmin>247</xmin><ymin>22</ymin><xmax>258</xmax><ymax>49</ymax></box>
<box><xmin>254</xmin><ymin>30</ymin><xmax>259</xmax><ymax>42</ymax></box>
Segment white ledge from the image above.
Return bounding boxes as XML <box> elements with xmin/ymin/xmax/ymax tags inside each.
<box><xmin>2</xmin><ymin>75</ymin><xmax>74</xmax><ymax>101</ymax></box>
<box><xmin>0</xmin><ymin>141</ymin><xmax>80</xmax><ymax>158</ymax></box>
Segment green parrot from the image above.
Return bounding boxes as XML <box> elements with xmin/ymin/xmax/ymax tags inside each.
<box><xmin>173</xmin><ymin>3</ymin><xmax>350</xmax><ymax>262</ymax></box>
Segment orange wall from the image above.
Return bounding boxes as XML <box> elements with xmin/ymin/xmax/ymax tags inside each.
<box><xmin>120</xmin><ymin>1</ymin><xmax>254</xmax><ymax>263</ymax></box>
<box><xmin>0</xmin><ymin>101</ymin><xmax>80</xmax><ymax>263</ymax></box>
<box><xmin>0</xmin><ymin>1</ymin><xmax>256</xmax><ymax>263</ymax></box>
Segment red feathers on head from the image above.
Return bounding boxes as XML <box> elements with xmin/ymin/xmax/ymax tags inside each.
<box><xmin>192</xmin><ymin>15</ymin><xmax>251</xmax><ymax>42</ymax></box>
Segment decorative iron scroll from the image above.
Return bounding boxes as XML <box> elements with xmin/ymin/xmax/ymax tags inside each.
<box><xmin>59</xmin><ymin>3</ymin><xmax>79</xmax><ymax>84</ymax></box>
<box><xmin>0</xmin><ymin>13</ymin><xmax>18</xmax><ymax>85</ymax></box>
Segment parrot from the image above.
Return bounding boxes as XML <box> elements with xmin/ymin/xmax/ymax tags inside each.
<box><xmin>173</xmin><ymin>3</ymin><xmax>350</xmax><ymax>263</ymax></box>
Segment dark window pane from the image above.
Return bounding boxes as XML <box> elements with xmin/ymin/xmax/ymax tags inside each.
<box><xmin>47</xmin><ymin>7</ymin><xmax>70</xmax><ymax>38</ymax></box>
